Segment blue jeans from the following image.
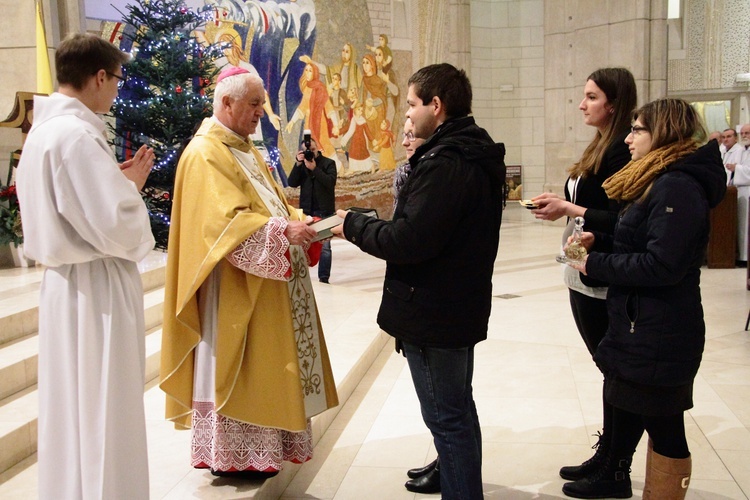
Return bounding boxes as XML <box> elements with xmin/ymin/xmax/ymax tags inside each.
<box><xmin>402</xmin><ymin>341</ymin><xmax>483</xmax><ymax>500</ymax></box>
<box><xmin>318</xmin><ymin>239</ymin><xmax>332</xmax><ymax>280</ymax></box>
<box><xmin>312</xmin><ymin>211</ymin><xmax>332</xmax><ymax>281</ymax></box>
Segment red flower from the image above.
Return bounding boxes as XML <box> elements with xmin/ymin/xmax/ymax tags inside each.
<box><xmin>0</xmin><ymin>184</ymin><xmax>17</xmax><ymax>199</ymax></box>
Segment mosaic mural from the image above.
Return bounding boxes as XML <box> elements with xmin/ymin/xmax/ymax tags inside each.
<box><xmin>201</xmin><ymin>0</ymin><xmax>408</xmax><ymax>188</ymax></box>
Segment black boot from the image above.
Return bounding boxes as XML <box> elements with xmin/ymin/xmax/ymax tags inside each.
<box><xmin>407</xmin><ymin>457</ymin><xmax>438</xmax><ymax>479</ymax></box>
<box><xmin>560</xmin><ymin>432</ymin><xmax>608</xmax><ymax>480</ymax></box>
<box><xmin>562</xmin><ymin>455</ymin><xmax>632</xmax><ymax>499</ymax></box>
<box><xmin>405</xmin><ymin>463</ymin><xmax>440</xmax><ymax>493</ymax></box>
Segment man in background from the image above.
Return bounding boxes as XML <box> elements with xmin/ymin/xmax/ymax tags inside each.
<box><xmin>288</xmin><ymin>136</ymin><xmax>337</xmax><ymax>283</ymax></box>
<box><xmin>725</xmin><ymin>124</ymin><xmax>750</xmax><ymax>264</ymax></box>
<box><xmin>708</xmin><ymin>130</ymin><xmax>725</xmax><ymax>158</ymax></box>
<box><xmin>723</xmin><ymin>128</ymin><xmax>742</xmax><ymax>183</ymax></box>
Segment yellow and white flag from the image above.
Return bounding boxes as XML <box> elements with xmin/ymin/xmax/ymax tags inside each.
<box><xmin>36</xmin><ymin>0</ymin><xmax>54</xmax><ymax>94</ymax></box>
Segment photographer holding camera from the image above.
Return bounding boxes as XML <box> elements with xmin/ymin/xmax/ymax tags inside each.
<box><xmin>288</xmin><ymin>131</ymin><xmax>338</xmax><ymax>283</ymax></box>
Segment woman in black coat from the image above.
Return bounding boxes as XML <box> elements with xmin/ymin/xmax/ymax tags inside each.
<box><xmin>531</xmin><ymin>68</ymin><xmax>637</xmax><ymax>488</ymax></box>
<box><xmin>563</xmin><ymin>99</ymin><xmax>726</xmax><ymax>499</ymax></box>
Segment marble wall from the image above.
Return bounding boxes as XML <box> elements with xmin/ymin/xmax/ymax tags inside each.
<box><xmin>0</xmin><ymin>0</ymin><xmax>84</xmax><ymax>184</ymax></box>
<box><xmin>5</xmin><ymin>0</ymin><xmax>739</xmax><ymax>202</ymax></box>
<box><xmin>470</xmin><ymin>0</ymin><xmax>545</xmax><ymax>202</ymax></box>
<box><xmin>541</xmin><ymin>0</ymin><xmax>668</xmax><ymax>195</ymax></box>
<box><xmin>0</xmin><ymin>1</ymin><xmax>41</xmax><ymax>183</ymax></box>
<box><xmin>668</xmin><ymin>0</ymin><xmax>750</xmax><ymax>127</ymax></box>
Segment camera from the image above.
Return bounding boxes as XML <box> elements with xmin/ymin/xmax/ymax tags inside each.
<box><xmin>303</xmin><ymin>129</ymin><xmax>315</xmax><ymax>162</ymax></box>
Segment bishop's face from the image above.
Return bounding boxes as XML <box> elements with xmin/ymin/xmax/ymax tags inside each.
<box><xmin>227</xmin><ymin>80</ymin><xmax>266</xmax><ymax>137</ymax></box>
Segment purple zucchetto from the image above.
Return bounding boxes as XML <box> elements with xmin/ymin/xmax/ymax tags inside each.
<box><xmin>216</xmin><ymin>66</ymin><xmax>251</xmax><ymax>84</ymax></box>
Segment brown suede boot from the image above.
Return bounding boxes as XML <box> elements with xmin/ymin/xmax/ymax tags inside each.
<box><xmin>642</xmin><ymin>439</ymin><xmax>653</xmax><ymax>490</ymax></box>
<box><xmin>642</xmin><ymin>449</ymin><xmax>691</xmax><ymax>500</ymax></box>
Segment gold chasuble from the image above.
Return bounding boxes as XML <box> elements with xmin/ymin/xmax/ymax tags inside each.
<box><xmin>160</xmin><ymin>118</ymin><xmax>338</xmax><ymax>443</ymax></box>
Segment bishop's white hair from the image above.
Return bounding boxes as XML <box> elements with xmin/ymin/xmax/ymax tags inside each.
<box><xmin>213</xmin><ymin>72</ymin><xmax>264</xmax><ymax>110</ymax></box>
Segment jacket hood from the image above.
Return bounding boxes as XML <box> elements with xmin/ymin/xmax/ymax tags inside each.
<box><xmin>410</xmin><ymin>116</ymin><xmax>505</xmax><ymax>167</ymax></box>
<box><xmin>669</xmin><ymin>140</ymin><xmax>726</xmax><ymax>209</ymax></box>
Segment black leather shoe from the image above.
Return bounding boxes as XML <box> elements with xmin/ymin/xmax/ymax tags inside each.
<box><xmin>407</xmin><ymin>457</ymin><xmax>438</xmax><ymax>479</ymax></box>
<box><xmin>405</xmin><ymin>466</ymin><xmax>440</xmax><ymax>493</ymax></box>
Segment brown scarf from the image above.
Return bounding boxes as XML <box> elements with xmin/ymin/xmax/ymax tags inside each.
<box><xmin>602</xmin><ymin>140</ymin><xmax>698</xmax><ymax>201</ymax></box>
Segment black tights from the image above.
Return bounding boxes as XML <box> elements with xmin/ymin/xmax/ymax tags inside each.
<box><xmin>569</xmin><ymin>291</ymin><xmax>615</xmax><ymax>449</ymax></box>
<box><xmin>569</xmin><ymin>290</ymin><xmax>608</xmax><ymax>356</ymax></box>
<box><xmin>601</xmin><ymin>383</ymin><xmax>613</xmax><ymax>446</ymax></box>
<box><xmin>609</xmin><ymin>407</ymin><xmax>690</xmax><ymax>460</ymax></box>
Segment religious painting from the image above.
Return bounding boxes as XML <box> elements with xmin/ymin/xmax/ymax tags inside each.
<box><xmin>200</xmin><ymin>0</ymin><xmax>408</xmax><ymax>185</ymax></box>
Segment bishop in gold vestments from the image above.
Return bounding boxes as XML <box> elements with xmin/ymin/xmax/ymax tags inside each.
<box><xmin>160</xmin><ymin>69</ymin><xmax>338</xmax><ymax>474</ymax></box>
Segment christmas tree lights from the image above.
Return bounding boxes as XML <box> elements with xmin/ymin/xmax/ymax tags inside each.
<box><xmin>109</xmin><ymin>0</ymin><xmax>223</xmax><ymax>249</ymax></box>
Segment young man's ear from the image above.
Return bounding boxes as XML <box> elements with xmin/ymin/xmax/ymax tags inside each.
<box><xmin>94</xmin><ymin>69</ymin><xmax>108</xmax><ymax>88</ymax></box>
<box><xmin>432</xmin><ymin>96</ymin><xmax>446</xmax><ymax>120</ymax></box>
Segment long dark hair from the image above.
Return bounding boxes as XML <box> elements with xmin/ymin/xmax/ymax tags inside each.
<box><xmin>569</xmin><ymin>67</ymin><xmax>637</xmax><ymax>178</ymax></box>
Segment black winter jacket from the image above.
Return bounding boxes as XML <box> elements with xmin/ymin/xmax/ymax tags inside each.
<box><xmin>566</xmin><ymin>130</ymin><xmax>630</xmax><ymax>288</ymax></box>
<box><xmin>566</xmin><ymin>130</ymin><xmax>631</xmax><ymax>234</ymax></box>
<box><xmin>287</xmin><ymin>153</ymin><xmax>337</xmax><ymax>215</ymax></box>
<box><xmin>343</xmin><ymin>116</ymin><xmax>506</xmax><ymax>348</ymax></box>
<box><xmin>588</xmin><ymin>141</ymin><xmax>726</xmax><ymax>387</ymax></box>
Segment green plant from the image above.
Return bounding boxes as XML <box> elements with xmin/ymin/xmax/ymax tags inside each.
<box><xmin>0</xmin><ymin>184</ymin><xmax>22</xmax><ymax>246</ymax></box>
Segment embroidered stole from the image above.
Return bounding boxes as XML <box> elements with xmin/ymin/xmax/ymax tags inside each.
<box><xmin>231</xmin><ymin>148</ymin><xmax>328</xmax><ymax>419</ymax></box>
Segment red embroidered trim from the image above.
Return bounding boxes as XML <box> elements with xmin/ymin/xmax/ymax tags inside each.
<box><xmin>190</xmin><ymin>401</ymin><xmax>313</xmax><ymax>472</ymax></box>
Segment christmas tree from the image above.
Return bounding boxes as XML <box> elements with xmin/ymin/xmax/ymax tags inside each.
<box><xmin>110</xmin><ymin>0</ymin><xmax>222</xmax><ymax>249</ymax></box>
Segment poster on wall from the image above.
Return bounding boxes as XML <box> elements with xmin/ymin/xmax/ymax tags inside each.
<box><xmin>506</xmin><ymin>165</ymin><xmax>522</xmax><ymax>200</ymax></box>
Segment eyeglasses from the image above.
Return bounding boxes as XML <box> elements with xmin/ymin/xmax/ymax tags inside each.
<box><xmin>106</xmin><ymin>71</ymin><xmax>127</xmax><ymax>89</ymax></box>
<box><xmin>630</xmin><ymin>125</ymin><xmax>649</xmax><ymax>136</ymax></box>
<box><xmin>402</xmin><ymin>132</ymin><xmax>415</xmax><ymax>142</ymax></box>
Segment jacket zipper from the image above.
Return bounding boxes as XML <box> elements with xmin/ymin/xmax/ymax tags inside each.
<box><xmin>626</xmin><ymin>292</ymin><xmax>639</xmax><ymax>334</ymax></box>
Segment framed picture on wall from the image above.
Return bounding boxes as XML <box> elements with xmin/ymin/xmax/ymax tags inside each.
<box><xmin>506</xmin><ymin>165</ymin><xmax>522</xmax><ymax>201</ymax></box>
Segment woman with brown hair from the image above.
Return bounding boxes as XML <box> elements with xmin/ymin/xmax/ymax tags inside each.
<box><xmin>531</xmin><ymin>67</ymin><xmax>637</xmax><ymax>491</ymax></box>
<box><xmin>563</xmin><ymin>98</ymin><xmax>726</xmax><ymax>499</ymax></box>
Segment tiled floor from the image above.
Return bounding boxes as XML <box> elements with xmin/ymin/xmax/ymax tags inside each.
<box><xmin>2</xmin><ymin>206</ymin><xmax>750</xmax><ymax>499</ymax></box>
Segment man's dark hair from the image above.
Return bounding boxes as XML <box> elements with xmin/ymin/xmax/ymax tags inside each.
<box><xmin>407</xmin><ymin>63</ymin><xmax>472</xmax><ymax>118</ymax></box>
<box><xmin>56</xmin><ymin>33</ymin><xmax>130</xmax><ymax>90</ymax></box>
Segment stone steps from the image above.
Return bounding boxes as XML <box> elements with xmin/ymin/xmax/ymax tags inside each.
<box><xmin>0</xmin><ymin>243</ymin><xmax>389</xmax><ymax>498</ymax></box>
<box><xmin>0</xmin><ymin>252</ymin><xmax>168</xmax><ymax>476</ymax></box>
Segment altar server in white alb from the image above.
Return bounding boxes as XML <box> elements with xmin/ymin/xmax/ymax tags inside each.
<box><xmin>15</xmin><ymin>33</ymin><xmax>155</xmax><ymax>499</ymax></box>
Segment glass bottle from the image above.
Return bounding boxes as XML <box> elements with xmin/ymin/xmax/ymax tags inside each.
<box><xmin>556</xmin><ymin>216</ymin><xmax>587</xmax><ymax>264</ymax></box>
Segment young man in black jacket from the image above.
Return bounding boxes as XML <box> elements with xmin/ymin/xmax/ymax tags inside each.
<box><xmin>288</xmin><ymin>137</ymin><xmax>337</xmax><ymax>283</ymax></box>
<box><xmin>332</xmin><ymin>63</ymin><xmax>506</xmax><ymax>499</ymax></box>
